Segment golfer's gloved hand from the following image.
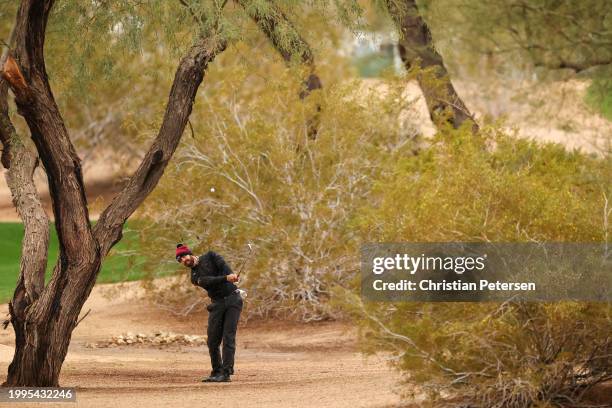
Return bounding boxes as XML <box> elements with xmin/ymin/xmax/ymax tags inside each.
<box><xmin>226</xmin><ymin>273</ymin><xmax>240</xmax><ymax>283</ymax></box>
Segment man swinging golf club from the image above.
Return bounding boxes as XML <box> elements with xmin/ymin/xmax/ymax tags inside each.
<box><xmin>176</xmin><ymin>243</ymin><xmax>243</xmax><ymax>383</ymax></box>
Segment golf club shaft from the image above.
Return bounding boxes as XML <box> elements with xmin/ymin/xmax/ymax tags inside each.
<box><xmin>237</xmin><ymin>246</ymin><xmax>253</xmax><ymax>277</ymax></box>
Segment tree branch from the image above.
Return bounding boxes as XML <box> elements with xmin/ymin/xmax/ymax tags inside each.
<box><xmin>235</xmin><ymin>0</ymin><xmax>322</xmax><ymax>138</ymax></box>
<box><xmin>93</xmin><ymin>35</ymin><xmax>227</xmax><ymax>257</ymax></box>
<box><xmin>74</xmin><ymin>309</ymin><xmax>91</xmax><ymax>328</ymax></box>
<box><xmin>534</xmin><ymin>59</ymin><xmax>612</xmax><ymax>73</ymax></box>
<box><xmin>385</xmin><ymin>0</ymin><xmax>478</xmax><ymax>132</ymax></box>
<box><xmin>0</xmin><ymin>18</ymin><xmax>49</xmax><ymax>321</ymax></box>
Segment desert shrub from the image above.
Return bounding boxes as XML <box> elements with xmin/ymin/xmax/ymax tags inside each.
<box><xmin>345</xmin><ymin>297</ymin><xmax>610</xmax><ymax>408</ymax></box>
<box><xmin>133</xmin><ymin>46</ymin><xmax>422</xmax><ymax>321</ymax></box>
<box><xmin>344</xmin><ymin>126</ymin><xmax>611</xmax><ymax>407</ymax></box>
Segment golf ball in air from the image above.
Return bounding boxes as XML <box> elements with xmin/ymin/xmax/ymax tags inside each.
<box><xmin>210</xmin><ymin>187</ymin><xmax>215</xmax><ymax>193</ymax></box>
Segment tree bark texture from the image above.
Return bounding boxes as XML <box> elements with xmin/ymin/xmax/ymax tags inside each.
<box><xmin>386</xmin><ymin>0</ymin><xmax>478</xmax><ymax>132</ymax></box>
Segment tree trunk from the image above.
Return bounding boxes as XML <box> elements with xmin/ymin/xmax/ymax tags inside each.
<box><xmin>5</xmin><ymin>259</ymin><xmax>101</xmax><ymax>386</ymax></box>
<box><xmin>2</xmin><ymin>0</ymin><xmax>226</xmax><ymax>386</ymax></box>
<box><xmin>386</xmin><ymin>0</ymin><xmax>478</xmax><ymax>132</ymax></box>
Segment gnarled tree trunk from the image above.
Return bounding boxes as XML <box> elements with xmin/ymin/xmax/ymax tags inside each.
<box><xmin>386</xmin><ymin>0</ymin><xmax>478</xmax><ymax>132</ymax></box>
<box><xmin>1</xmin><ymin>0</ymin><xmax>226</xmax><ymax>386</ymax></box>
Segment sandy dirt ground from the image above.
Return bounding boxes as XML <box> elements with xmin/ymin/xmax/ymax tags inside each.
<box><xmin>0</xmin><ymin>282</ymin><xmax>402</xmax><ymax>408</ymax></box>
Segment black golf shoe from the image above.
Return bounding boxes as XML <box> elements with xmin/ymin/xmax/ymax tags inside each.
<box><xmin>205</xmin><ymin>373</ymin><xmax>231</xmax><ymax>383</ymax></box>
<box><xmin>201</xmin><ymin>370</ymin><xmax>222</xmax><ymax>382</ymax></box>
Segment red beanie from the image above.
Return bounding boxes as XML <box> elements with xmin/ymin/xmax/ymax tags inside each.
<box><xmin>175</xmin><ymin>244</ymin><xmax>192</xmax><ymax>261</ymax></box>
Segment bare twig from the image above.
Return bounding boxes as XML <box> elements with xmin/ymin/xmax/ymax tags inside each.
<box><xmin>74</xmin><ymin>309</ymin><xmax>92</xmax><ymax>328</ymax></box>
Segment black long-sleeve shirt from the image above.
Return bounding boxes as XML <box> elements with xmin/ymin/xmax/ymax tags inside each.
<box><xmin>190</xmin><ymin>251</ymin><xmax>237</xmax><ymax>302</ymax></box>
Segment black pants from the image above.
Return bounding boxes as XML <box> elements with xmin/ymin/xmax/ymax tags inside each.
<box><xmin>206</xmin><ymin>291</ymin><xmax>243</xmax><ymax>375</ymax></box>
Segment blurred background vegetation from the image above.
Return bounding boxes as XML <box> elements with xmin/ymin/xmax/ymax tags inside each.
<box><xmin>1</xmin><ymin>0</ymin><xmax>610</xmax><ymax>406</ymax></box>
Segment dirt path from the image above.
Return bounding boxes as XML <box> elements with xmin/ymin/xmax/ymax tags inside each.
<box><xmin>0</xmin><ymin>282</ymin><xmax>402</xmax><ymax>408</ymax></box>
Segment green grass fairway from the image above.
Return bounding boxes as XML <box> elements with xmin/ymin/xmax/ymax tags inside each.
<box><xmin>0</xmin><ymin>222</ymin><xmax>148</xmax><ymax>303</ymax></box>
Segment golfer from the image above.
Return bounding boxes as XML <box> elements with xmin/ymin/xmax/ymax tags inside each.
<box><xmin>176</xmin><ymin>243</ymin><xmax>243</xmax><ymax>383</ymax></box>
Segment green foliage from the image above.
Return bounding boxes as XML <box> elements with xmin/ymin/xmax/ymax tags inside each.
<box><xmin>346</xmin><ymin>126</ymin><xmax>611</xmax><ymax>407</ymax></box>
<box><xmin>355</xmin><ymin>126</ymin><xmax>611</xmax><ymax>242</ymax></box>
<box><xmin>2</xmin><ymin>0</ymin><xmax>342</xmax><ymax>158</ymax></box>
<box><xmin>347</xmin><ymin>297</ymin><xmax>611</xmax><ymax>407</ymax></box>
